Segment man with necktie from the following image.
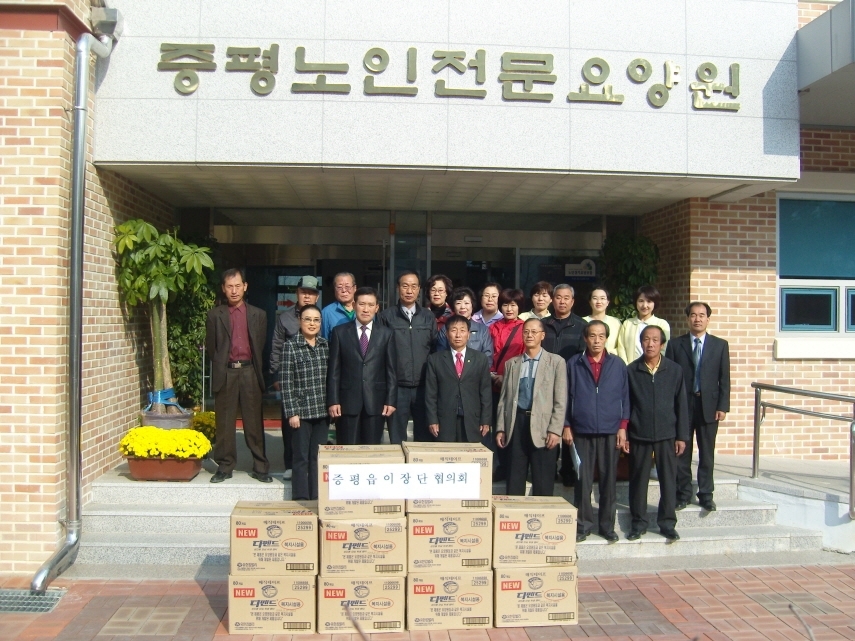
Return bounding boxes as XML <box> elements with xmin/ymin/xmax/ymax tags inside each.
<box><xmin>665</xmin><ymin>302</ymin><xmax>731</xmax><ymax>512</ymax></box>
<box><xmin>424</xmin><ymin>315</ymin><xmax>492</xmax><ymax>443</ymax></box>
<box><xmin>327</xmin><ymin>287</ymin><xmax>397</xmax><ymax>445</ymax></box>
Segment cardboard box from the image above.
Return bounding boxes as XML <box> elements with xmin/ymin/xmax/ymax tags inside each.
<box><xmin>317</xmin><ymin>576</ymin><xmax>405</xmax><ymax>634</ymax></box>
<box><xmin>494</xmin><ymin>567</ymin><xmax>578</xmax><ymax>627</ymax></box>
<box><xmin>320</xmin><ymin>518</ymin><xmax>407</xmax><ymax>576</ymax></box>
<box><xmin>406</xmin><ymin>572</ymin><xmax>493</xmax><ymax>630</ymax></box>
<box><xmin>492</xmin><ymin>495</ymin><xmax>577</xmax><ymax>567</ymax></box>
<box><xmin>228</xmin><ymin>574</ymin><xmax>316</xmax><ymax>635</ymax></box>
<box><xmin>402</xmin><ymin>443</ymin><xmax>493</xmax><ymax>512</ymax></box>
<box><xmin>318</xmin><ymin>445</ymin><xmax>405</xmax><ymax>519</ymax></box>
<box><xmin>230</xmin><ymin>501</ymin><xmax>318</xmax><ymax>575</ymax></box>
<box><xmin>408</xmin><ymin>513</ymin><xmax>492</xmax><ymax>572</ymax></box>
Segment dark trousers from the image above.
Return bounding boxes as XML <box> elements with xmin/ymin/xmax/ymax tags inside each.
<box><xmin>213</xmin><ymin>367</ymin><xmax>268</xmax><ymax>475</ymax></box>
<box><xmin>436</xmin><ymin>416</ymin><xmax>473</xmax><ymax>443</ymax></box>
<box><xmin>677</xmin><ymin>399</ymin><xmax>719</xmax><ymax>502</ymax></box>
<box><xmin>559</xmin><ymin>442</ymin><xmax>578</xmax><ymax>485</ymax></box>
<box><xmin>337</xmin><ymin>410</ymin><xmax>385</xmax><ymax>445</ymax></box>
<box><xmin>290</xmin><ymin>417</ymin><xmax>328</xmax><ymax>500</ymax></box>
<box><xmin>574</xmin><ymin>434</ymin><xmax>618</xmax><ymax>537</ymax></box>
<box><xmin>628</xmin><ymin>438</ymin><xmax>677</xmax><ymax>533</ymax></box>
<box><xmin>490</xmin><ymin>390</ymin><xmax>509</xmax><ymax>478</ymax></box>
<box><xmin>506</xmin><ymin>410</ymin><xmax>559</xmax><ymax>496</ymax></box>
<box><xmin>279</xmin><ymin>403</ymin><xmax>294</xmax><ymax>470</ymax></box>
<box><xmin>387</xmin><ymin>384</ymin><xmax>429</xmax><ymax>443</ymax></box>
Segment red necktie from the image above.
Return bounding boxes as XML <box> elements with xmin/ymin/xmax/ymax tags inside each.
<box><xmin>455</xmin><ymin>352</ymin><xmax>464</xmax><ymax>378</ymax></box>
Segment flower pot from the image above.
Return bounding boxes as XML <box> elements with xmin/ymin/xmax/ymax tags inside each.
<box><xmin>126</xmin><ymin>456</ymin><xmax>203</xmax><ymax>482</ymax></box>
<box><xmin>140</xmin><ymin>410</ymin><xmax>192</xmax><ymax>429</ymax></box>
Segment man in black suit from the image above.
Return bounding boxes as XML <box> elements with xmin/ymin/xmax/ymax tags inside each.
<box><xmin>327</xmin><ymin>287</ymin><xmax>397</xmax><ymax>445</ymax></box>
<box><xmin>665</xmin><ymin>302</ymin><xmax>731</xmax><ymax>512</ymax></box>
<box><xmin>206</xmin><ymin>268</ymin><xmax>270</xmax><ymax>483</ymax></box>
<box><xmin>425</xmin><ymin>315</ymin><xmax>492</xmax><ymax>443</ymax></box>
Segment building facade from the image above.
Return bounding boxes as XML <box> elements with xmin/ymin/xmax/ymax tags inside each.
<box><xmin>0</xmin><ymin>0</ymin><xmax>852</xmax><ymax>573</ymax></box>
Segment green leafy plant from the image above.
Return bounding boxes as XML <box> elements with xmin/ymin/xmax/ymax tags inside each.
<box><xmin>114</xmin><ymin>219</ymin><xmax>215</xmax><ymax>414</ymax></box>
<box><xmin>600</xmin><ymin>232</ymin><xmax>659</xmax><ymax>321</ymax></box>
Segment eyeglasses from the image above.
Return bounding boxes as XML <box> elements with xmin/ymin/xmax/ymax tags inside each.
<box><xmin>522</xmin><ymin>330</ymin><xmax>544</xmax><ymax>336</ymax></box>
<box><xmin>301</xmin><ymin>318</ymin><xmax>321</xmax><ymax>324</ymax></box>
<box><xmin>482</xmin><ymin>294</ymin><xmax>498</xmax><ymax>301</ymax></box>
<box><xmin>429</xmin><ymin>287</ymin><xmax>446</xmax><ymax>294</ymax></box>
<box><xmin>335</xmin><ymin>284</ymin><xmax>354</xmax><ymax>291</ymax></box>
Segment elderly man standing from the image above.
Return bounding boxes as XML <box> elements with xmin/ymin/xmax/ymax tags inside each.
<box><xmin>564</xmin><ymin>320</ymin><xmax>629</xmax><ymax>543</ymax></box>
<box><xmin>495</xmin><ymin>318</ymin><xmax>567</xmax><ymax>496</ymax></box>
<box><xmin>270</xmin><ymin>275</ymin><xmax>320</xmax><ymax>479</ymax></box>
<box><xmin>206</xmin><ymin>268</ymin><xmax>270</xmax><ymax>483</ymax></box>
<box><xmin>378</xmin><ymin>271</ymin><xmax>437</xmax><ymax>443</ymax></box>
<box><xmin>624</xmin><ymin>326</ymin><xmax>689</xmax><ymax>542</ymax></box>
<box><xmin>665</xmin><ymin>302</ymin><xmax>730</xmax><ymax>512</ymax></box>
<box><xmin>321</xmin><ymin>272</ymin><xmax>357</xmax><ymax>340</ymax></box>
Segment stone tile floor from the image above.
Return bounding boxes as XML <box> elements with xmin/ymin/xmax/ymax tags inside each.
<box><xmin>1</xmin><ymin>565</ymin><xmax>854</xmax><ymax>641</ymax></box>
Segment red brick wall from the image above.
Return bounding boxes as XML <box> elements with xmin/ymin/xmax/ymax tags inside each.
<box><xmin>801</xmin><ymin>127</ymin><xmax>855</xmax><ymax>172</ymax></box>
<box><xmin>639</xmin><ymin>198</ymin><xmax>691</xmax><ymax>325</ymax></box>
<box><xmin>799</xmin><ymin>2</ymin><xmax>837</xmax><ymax>27</ymax></box>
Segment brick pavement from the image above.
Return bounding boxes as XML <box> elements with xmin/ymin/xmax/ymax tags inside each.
<box><xmin>1</xmin><ymin>565</ymin><xmax>854</xmax><ymax>641</ymax></box>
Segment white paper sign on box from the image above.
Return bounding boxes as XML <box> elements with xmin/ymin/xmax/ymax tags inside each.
<box><xmin>327</xmin><ymin>464</ymin><xmax>480</xmax><ymax>500</ymax></box>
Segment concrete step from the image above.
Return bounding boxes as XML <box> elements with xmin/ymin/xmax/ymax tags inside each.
<box><xmin>77</xmin><ymin>532</ymin><xmax>230</xmax><ymax>566</ymax></box>
<box><xmin>90</xmin><ymin>465</ymin><xmax>292</xmax><ymax>504</ymax></box>
<box><xmin>576</xmin><ymin>524</ymin><xmax>823</xmax><ymax>559</ymax></box>
<box><xmin>81</xmin><ymin>498</ymin><xmax>775</xmax><ymax>535</ymax></box>
<box><xmin>554</xmin><ymin>478</ymin><xmax>740</xmax><ymax>504</ymax></box>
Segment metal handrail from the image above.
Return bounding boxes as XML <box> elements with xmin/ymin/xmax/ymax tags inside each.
<box><xmin>751</xmin><ymin>382</ymin><xmax>855</xmax><ymax>520</ymax></box>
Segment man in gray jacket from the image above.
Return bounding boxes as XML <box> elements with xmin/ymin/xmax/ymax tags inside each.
<box><xmin>377</xmin><ymin>271</ymin><xmax>437</xmax><ymax>443</ymax></box>
<box><xmin>624</xmin><ymin>325</ymin><xmax>689</xmax><ymax>542</ymax></box>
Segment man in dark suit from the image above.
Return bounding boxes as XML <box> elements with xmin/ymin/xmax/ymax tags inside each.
<box><xmin>425</xmin><ymin>315</ymin><xmax>492</xmax><ymax>443</ymax></box>
<box><xmin>327</xmin><ymin>287</ymin><xmax>397</xmax><ymax>445</ymax></box>
<box><xmin>665</xmin><ymin>301</ymin><xmax>731</xmax><ymax>512</ymax></box>
<box><xmin>206</xmin><ymin>268</ymin><xmax>270</xmax><ymax>483</ymax></box>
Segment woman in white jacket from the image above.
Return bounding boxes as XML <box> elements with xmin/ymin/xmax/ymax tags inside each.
<box><xmin>615</xmin><ymin>285</ymin><xmax>670</xmax><ymax>364</ymax></box>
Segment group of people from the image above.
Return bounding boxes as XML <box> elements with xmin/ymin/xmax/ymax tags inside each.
<box><xmin>206</xmin><ymin>268</ymin><xmax>730</xmax><ymax>544</ymax></box>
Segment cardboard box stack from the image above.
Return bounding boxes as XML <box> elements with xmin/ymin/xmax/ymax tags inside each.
<box><xmin>404</xmin><ymin>442</ymin><xmax>495</xmax><ymax>631</ymax></box>
<box><xmin>317</xmin><ymin>445</ymin><xmax>407</xmax><ymax>633</ymax></box>
<box><xmin>492</xmin><ymin>495</ymin><xmax>580</xmax><ymax>627</ymax></box>
<box><xmin>228</xmin><ymin>500</ymin><xmax>319</xmax><ymax>634</ymax></box>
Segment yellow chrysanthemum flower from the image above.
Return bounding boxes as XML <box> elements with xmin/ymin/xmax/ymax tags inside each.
<box><xmin>119</xmin><ymin>426</ymin><xmax>212</xmax><ymax>460</ymax></box>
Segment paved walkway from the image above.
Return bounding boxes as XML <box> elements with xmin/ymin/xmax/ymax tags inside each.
<box><xmin>3</xmin><ymin>564</ymin><xmax>854</xmax><ymax>641</ymax></box>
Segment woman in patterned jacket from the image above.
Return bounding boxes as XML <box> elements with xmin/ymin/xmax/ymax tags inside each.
<box><xmin>281</xmin><ymin>304</ymin><xmax>329</xmax><ymax>500</ymax></box>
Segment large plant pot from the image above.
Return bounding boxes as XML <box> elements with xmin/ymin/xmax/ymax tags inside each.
<box><xmin>140</xmin><ymin>410</ymin><xmax>192</xmax><ymax>429</ymax></box>
<box><xmin>126</xmin><ymin>456</ymin><xmax>203</xmax><ymax>482</ymax></box>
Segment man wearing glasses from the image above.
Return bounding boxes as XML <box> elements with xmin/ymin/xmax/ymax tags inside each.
<box><xmin>321</xmin><ymin>272</ymin><xmax>357</xmax><ymax>340</ymax></box>
<box><xmin>378</xmin><ymin>271</ymin><xmax>437</xmax><ymax>443</ymax></box>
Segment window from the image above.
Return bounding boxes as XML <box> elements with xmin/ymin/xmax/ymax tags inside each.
<box><xmin>780</xmin><ymin>288</ymin><xmax>837</xmax><ymax>331</ymax></box>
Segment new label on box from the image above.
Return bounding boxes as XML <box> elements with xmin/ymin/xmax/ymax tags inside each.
<box><xmin>494</xmin><ymin>567</ymin><xmax>578</xmax><ymax>627</ymax></box>
<box><xmin>403</xmin><ymin>443</ymin><xmax>492</xmax><ymax>512</ymax></box>
<box><xmin>492</xmin><ymin>495</ymin><xmax>577</xmax><ymax>567</ymax></box>
<box><xmin>317</xmin><ymin>576</ymin><xmax>405</xmax><ymax>634</ymax></box>
<box><xmin>320</xmin><ymin>518</ymin><xmax>406</xmax><ymax>576</ymax></box>
<box><xmin>228</xmin><ymin>575</ymin><xmax>316</xmax><ymax>635</ymax></box>
<box><xmin>408</xmin><ymin>513</ymin><xmax>492</xmax><ymax>572</ymax></box>
<box><xmin>407</xmin><ymin>572</ymin><xmax>493</xmax><ymax>630</ymax></box>
<box><xmin>318</xmin><ymin>445</ymin><xmax>405</xmax><ymax>519</ymax></box>
<box><xmin>230</xmin><ymin>501</ymin><xmax>318</xmax><ymax>575</ymax></box>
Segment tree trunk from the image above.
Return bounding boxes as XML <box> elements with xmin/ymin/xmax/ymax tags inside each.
<box><xmin>149</xmin><ymin>299</ymin><xmax>183</xmax><ymax>414</ymax></box>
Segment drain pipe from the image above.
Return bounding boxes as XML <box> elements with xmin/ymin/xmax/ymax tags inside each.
<box><xmin>31</xmin><ymin>24</ymin><xmax>118</xmax><ymax>593</ymax></box>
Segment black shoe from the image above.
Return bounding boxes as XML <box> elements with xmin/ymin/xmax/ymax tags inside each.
<box><xmin>210</xmin><ymin>471</ymin><xmax>232</xmax><ymax>483</ymax></box>
<box><xmin>700</xmin><ymin>499</ymin><xmax>716</xmax><ymax>512</ymax></box>
<box><xmin>249</xmin><ymin>471</ymin><xmax>273</xmax><ymax>483</ymax></box>
<box><xmin>576</xmin><ymin>532</ymin><xmax>588</xmax><ymax>543</ymax></box>
<box><xmin>627</xmin><ymin>529</ymin><xmax>646</xmax><ymax>541</ymax></box>
<box><xmin>600</xmin><ymin>531</ymin><xmax>619</xmax><ymax>543</ymax></box>
<box><xmin>675</xmin><ymin>501</ymin><xmax>689</xmax><ymax>511</ymax></box>
<box><xmin>561</xmin><ymin>475</ymin><xmax>576</xmax><ymax>488</ymax></box>
<box><xmin>660</xmin><ymin>528</ymin><xmax>680</xmax><ymax>541</ymax></box>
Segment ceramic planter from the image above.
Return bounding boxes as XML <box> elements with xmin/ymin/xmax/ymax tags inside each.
<box><xmin>126</xmin><ymin>456</ymin><xmax>203</xmax><ymax>482</ymax></box>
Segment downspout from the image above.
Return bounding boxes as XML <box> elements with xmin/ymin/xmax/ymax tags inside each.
<box><xmin>31</xmin><ymin>26</ymin><xmax>118</xmax><ymax>593</ymax></box>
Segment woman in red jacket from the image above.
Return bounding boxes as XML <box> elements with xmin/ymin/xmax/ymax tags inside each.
<box><xmin>490</xmin><ymin>288</ymin><xmax>525</xmax><ymax>388</ymax></box>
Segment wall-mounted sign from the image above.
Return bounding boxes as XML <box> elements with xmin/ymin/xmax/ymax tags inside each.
<box><xmin>159</xmin><ymin>43</ymin><xmax>741</xmax><ymax>112</ymax></box>
<box><xmin>565</xmin><ymin>259</ymin><xmax>596</xmax><ymax>279</ymax></box>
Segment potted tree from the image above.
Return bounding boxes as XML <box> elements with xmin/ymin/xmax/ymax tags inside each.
<box><xmin>114</xmin><ymin>219</ymin><xmax>215</xmax><ymax>427</ymax></box>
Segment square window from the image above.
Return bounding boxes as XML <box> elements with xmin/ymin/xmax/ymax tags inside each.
<box><xmin>848</xmin><ymin>289</ymin><xmax>855</xmax><ymax>332</ymax></box>
<box><xmin>781</xmin><ymin>288</ymin><xmax>837</xmax><ymax>332</ymax></box>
